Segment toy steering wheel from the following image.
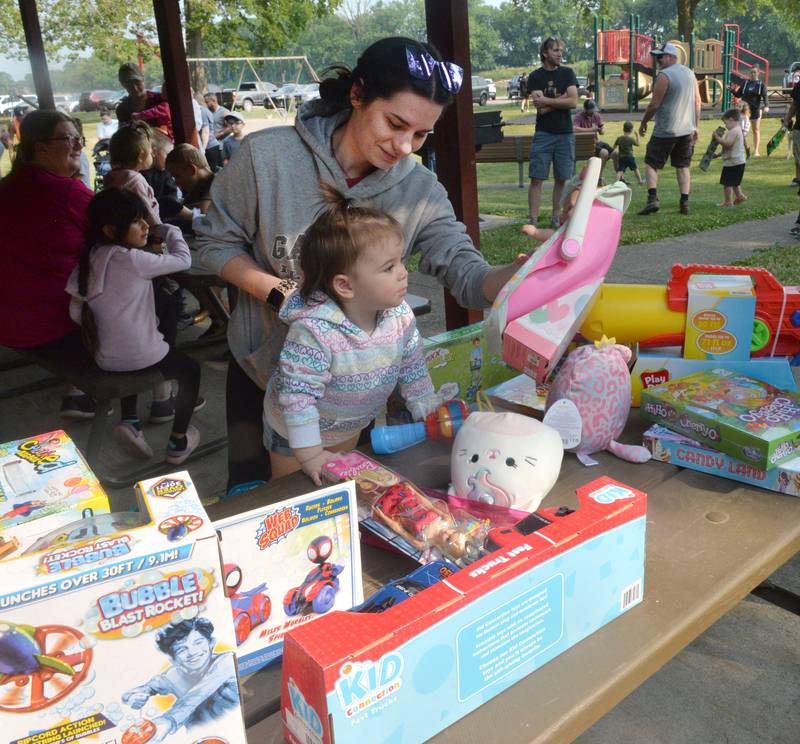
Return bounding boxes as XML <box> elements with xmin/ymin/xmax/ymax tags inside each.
<box><xmin>0</xmin><ymin>624</ymin><xmax>93</xmax><ymax>713</ymax></box>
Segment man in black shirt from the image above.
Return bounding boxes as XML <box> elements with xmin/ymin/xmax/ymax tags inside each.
<box><xmin>527</xmin><ymin>37</ymin><xmax>579</xmax><ymax>228</ymax></box>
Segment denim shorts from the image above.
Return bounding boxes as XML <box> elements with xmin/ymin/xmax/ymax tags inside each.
<box><xmin>529</xmin><ymin>130</ymin><xmax>576</xmax><ymax>181</ymax></box>
<box><xmin>263</xmin><ymin>422</ymin><xmax>293</xmax><ymax>457</ymax></box>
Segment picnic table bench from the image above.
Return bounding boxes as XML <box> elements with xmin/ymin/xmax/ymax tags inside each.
<box><xmin>475</xmin><ymin>131</ymin><xmax>597</xmax><ymax>187</ymax></box>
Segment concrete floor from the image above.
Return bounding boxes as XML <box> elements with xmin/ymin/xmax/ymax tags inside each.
<box><xmin>1</xmin><ymin>212</ymin><xmax>798</xmax><ymax>742</ymax></box>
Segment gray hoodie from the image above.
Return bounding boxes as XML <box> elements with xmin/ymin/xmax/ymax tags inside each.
<box><xmin>194</xmin><ymin>101</ymin><xmax>492</xmax><ymax>389</ymax></box>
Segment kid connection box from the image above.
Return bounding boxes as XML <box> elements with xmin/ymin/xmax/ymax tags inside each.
<box><xmin>214</xmin><ymin>483</ymin><xmax>362</xmax><ymax>675</ymax></box>
<box><xmin>0</xmin><ymin>430</ymin><xmax>109</xmax><ymax>561</ymax></box>
<box><xmin>644</xmin><ymin>424</ymin><xmax>800</xmax><ymax>496</ymax></box>
<box><xmin>641</xmin><ymin>368</ymin><xmax>800</xmax><ymax>470</ymax></box>
<box><xmin>281</xmin><ymin>477</ymin><xmax>647</xmax><ymax>744</ymax></box>
<box><xmin>0</xmin><ymin>471</ymin><xmax>246</xmax><ymax>744</ymax></box>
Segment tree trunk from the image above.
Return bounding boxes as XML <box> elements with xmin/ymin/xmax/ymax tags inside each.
<box><xmin>676</xmin><ymin>0</ymin><xmax>698</xmax><ymax>40</ymax></box>
<box><xmin>184</xmin><ymin>0</ymin><xmax>207</xmax><ymax>95</ymax></box>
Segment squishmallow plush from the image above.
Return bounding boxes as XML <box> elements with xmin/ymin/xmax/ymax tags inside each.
<box><xmin>545</xmin><ymin>337</ymin><xmax>651</xmax><ymax>465</ymax></box>
<box><xmin>451</xmin><ymin>412</ymin><xmax>563</xmax><ymax>513</ymax></box>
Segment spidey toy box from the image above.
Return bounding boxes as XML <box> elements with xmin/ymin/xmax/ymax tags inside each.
<box><xmin>0</xmin><ymin>471</ymin><xmax>247</xmax><ymax>744</ymax></box>
<box><xmin>213</xmin><ymin>483</ymin><xmax>362</xmax><ymax>676</ymax></box>
<box><xmin>281</xmin><ymin>477</ymin><xmax>647</xmax><ymax>744</ymax></box>
<box><xmin>0</xmin><ymin>430</ymin><xmax>110</xmax><ymax>561</ymax></box>
<box><xmin>641</xmin><ymin>368</ymin><xmax>800</xmax><ymax>470</ymax></box>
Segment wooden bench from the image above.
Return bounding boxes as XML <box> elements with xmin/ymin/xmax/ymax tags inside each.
<box><xmin>475</xmin><ymin>131</ymin><xmax>597</xmax><ymax>187</ymax></box>
<box><xmin>20</xmin><ymin>336</ymin><xmax>226</xmax><ymax>489</ymax></box>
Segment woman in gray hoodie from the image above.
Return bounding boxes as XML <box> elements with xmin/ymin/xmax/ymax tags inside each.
<box><xmin>196</xmin><ymin>36</ymin><xmax>527</xmax><ymax>497</ymax></box>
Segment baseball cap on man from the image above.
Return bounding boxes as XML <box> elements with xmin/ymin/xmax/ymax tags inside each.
<box><xmin>651</xmin><ymin>42</ymin><xmax>679</xmax><ymax>57</ymax></box>
<box><xmin>118</xmin><ymin>63</ymin><xmax>144</xmax><ymax>84</ymax></box>
<box><xmin>584</xmin><ymin>99</ymin><xmax>598</xmax><ymax>111</ymax></box>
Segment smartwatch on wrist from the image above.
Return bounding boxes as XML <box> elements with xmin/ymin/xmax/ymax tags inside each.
<box><xmin>266</xmin><ymin>278</ymin><xmax>297</xmax><ymax>313</ymax></box>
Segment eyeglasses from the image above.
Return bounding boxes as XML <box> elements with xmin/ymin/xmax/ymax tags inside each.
<box><xmin>44</xmin><ymin>135</ymin><xmax>85</xmax><ymax>148</ymax></box>
<box><xmin>405</xmin><ymin>46</ymin><xmax>464</xmax><ymax>94</ymax></box>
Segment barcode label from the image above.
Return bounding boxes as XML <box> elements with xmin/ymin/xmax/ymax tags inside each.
<box><xmin>620</xmin><ymin>579</ymin><xmax>642</xmax><ymax>610</ymax></box>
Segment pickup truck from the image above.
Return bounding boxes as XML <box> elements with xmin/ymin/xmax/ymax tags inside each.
<box><xmin>229</xmin><ymin>81</ymin><xmax>279</xmax><ymax>111</ymax></box>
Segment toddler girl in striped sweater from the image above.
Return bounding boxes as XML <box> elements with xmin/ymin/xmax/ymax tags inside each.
<box><xmin>265</xmin><ymin>182</ymin><xmax>439</xmax><ymax>484</ymax></box>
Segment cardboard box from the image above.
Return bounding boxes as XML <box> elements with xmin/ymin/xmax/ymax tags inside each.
<box><xmin>214</xmin><ymin>483</ymin><xmax>363</xmax><ymax>676</ymax></box>
<box><xmin>684</xmin><ymin>274</ymin><xmax>756</xmax><ymax>360</ymax></box>
<box><xmin>423</xmin><ymin>322</ymin><xmax>516</xmax><ymax>405</ymax></box>
<box><xmin>281</xmin><ymin>477</ymin><xmax>647</xmax><ymax>744</ymax></box>
<box><xmin>640</xmin><ymin>368</ymin><xmax>800</xmax><ymax>469</ymax></box>
<box><xmin>644</xmin><ymin>424</ymin><xmax>800</xmax><ymax>496</ymax></box>
<box><xmin>630</xmin><ymin>351</ymin><xmax>796</xmax><ymax>406</ymax></box>
<box><xmin>0</xmin><ymin>471</ymin><xmax>246</xmax><ymax>744</ymax></box>
<box><xmin>0</xmin><ymin>430</ymin><xmax>109</xmax><ymax>560</ymax></box>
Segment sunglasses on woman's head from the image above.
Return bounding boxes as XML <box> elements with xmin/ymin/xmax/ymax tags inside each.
<box><xmin>405</xmin><ymin>46</ymin><xmax>463</xmax><ymax>94</ymax></box>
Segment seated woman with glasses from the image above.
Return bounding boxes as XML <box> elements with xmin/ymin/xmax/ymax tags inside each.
<box><xmin>196</xmin><ymin>36</ymin><xmax>530</xmax><ymax>498</ymax></box>
<box><xmin>0</xmin><ymin>110</ymin><xmax>98</xmax><ymax>418</ymax></box>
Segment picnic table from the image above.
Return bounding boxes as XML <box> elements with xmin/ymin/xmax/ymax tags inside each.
<box><xmin>207</xmin><ymin>410</ymin><xmax>800</xmax><ymax>743</ymax></box>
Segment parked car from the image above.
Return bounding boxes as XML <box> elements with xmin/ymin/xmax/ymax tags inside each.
<box><xmin>507</xmin><ymin>73</ymin><xmax>525</xmax><ymax>100</ymax></box>
<box><xmin>484</xmin><ymin>78</ymin><xmax>497</xmax><ymax>100</ymax></box>
<box><xmin>53</xmin><ymin>94</ymin><xmax>78</xmax><ymax>113</ymax></box>
<box><xmin>471</xmin><ymin>76</ymin><xmax>491</xmax><ymax>106</ymax></box>
<box><xmin>78</xmin><ymin>90</ymin><xmax>120</xmax><ymax>112</ymax></box>
<box><xmin>784</xmin><ymin>62</ymin><xmax>800</xmax><ymax>91</ymax></box>
<box><xmin>269</xmin><ymin>82</ymin><xmax>313</xmax><ymax>109</ymax></box>
<box><xmin>0</xmin><ymin>94</ymin><xmax>37</xmax><ymax>115</ymax></box>
<box><xmin>232</xmin><ymin>80</ymin><xmax>278</xmax><ymax>111</ymax></box>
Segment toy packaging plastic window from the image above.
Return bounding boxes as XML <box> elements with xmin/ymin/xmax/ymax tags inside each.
<box><xmin>213</xmin><ymin>482</ymin><xmax>362</xmax><ymax>676</ymax></box>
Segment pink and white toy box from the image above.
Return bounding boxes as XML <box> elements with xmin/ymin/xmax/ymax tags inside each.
<box><xmin>485</xmin><ymin>160</ymin><xmax>631</xmax><ymax>382</ymax></box>
<box><xmin>280</xmin><ymin>476</ymin><xmax>647</xmax><ymax>744</ymax></box>
<box><xmin>0</xmin><ymin>430</ymin><xmax>109</xmax><ymax>561</ymax></box>
<box><xmin>0</xmin><ymin>471</ymin><xmax>246</xmax><ymax>744</ymax></box>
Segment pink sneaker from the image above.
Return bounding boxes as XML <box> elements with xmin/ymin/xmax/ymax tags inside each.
<box><xmin>165</xmin><ymin>425</ymin><xmax>200</xmax><ymax>465</ymax></box>
<box><xmin>113</xmin><ymin>422</ymin><xmax>153</xmax><ymax>459</ymax></box>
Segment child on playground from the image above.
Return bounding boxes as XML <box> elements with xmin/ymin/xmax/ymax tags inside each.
<box><xmin>713</xmin><ymin>108</ymin><xmax>747</xmax><ymax>207</ymax></box>
<box><xmin>221</xmin><ymin>111</ymin><xmax>246</xmax><ymax>165</ymax></box>
<box><xmin>739</xmin><ymin>102</ymin><xmax>751</xmax><ymax>157</ymax></box>
<box><xmin>264</xmin><ymin>182</ymin><xmax>439</xmax><ymax>485</ymax></box>
<box><xmin>613</xmin><ymin>121</ymin><xmax>644</xmax><ymax>185</ymax></box>
<box><xmin>104</xmin><ymin>121</ymin><xmax>160</xmax><ymax>225</ymax></box>
<box><xmin>66</xmin><ymin>188</ymin><xmax>202</xmax><ymax>464</ymax></box>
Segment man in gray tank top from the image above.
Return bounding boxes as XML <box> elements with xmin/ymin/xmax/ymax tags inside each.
<box><xmin>638</xmin><ymin>42</ymin><xmax>701</xmax><ymax>215</ymax></box>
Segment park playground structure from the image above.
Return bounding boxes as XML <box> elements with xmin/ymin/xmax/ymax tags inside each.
<box><xmin>593</xmin><ymin>15</ymin><xmax>769</xmax><ymax>112</ymax></box>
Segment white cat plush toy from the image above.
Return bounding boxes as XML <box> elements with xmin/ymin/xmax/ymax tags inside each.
<box><xmin>451</xmin><ymin>412</ymin><xmax>564</xmax><ymax>513</ymax></box>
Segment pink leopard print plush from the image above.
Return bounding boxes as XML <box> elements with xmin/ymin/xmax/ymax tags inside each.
<box><xmin>546</xmin><ymin>342</ymin><xmax>651</xmax><ymax>463</ymax></box>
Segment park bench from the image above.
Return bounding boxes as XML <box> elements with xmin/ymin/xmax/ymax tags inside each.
<box><xmin>475</xmin><ymin>131</ymin><xmax>597</xmax><ymax>187</ymax></box>
<box><xmin>17</xmin><ymin>336</ymin><xmax>226</xmax><ymax>489</ymax></box>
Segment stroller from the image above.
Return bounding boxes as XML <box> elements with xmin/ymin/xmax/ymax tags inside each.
<box><xmin>92</xmin><ymin>138</ymin><xmax>111</xmax><ymax>191</ymax></box>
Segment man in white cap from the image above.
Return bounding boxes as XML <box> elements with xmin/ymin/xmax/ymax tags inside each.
<box><xmin>638</xmin><ymin>42</ymin><xmax>701</xmax><ymax>215</ymax></box>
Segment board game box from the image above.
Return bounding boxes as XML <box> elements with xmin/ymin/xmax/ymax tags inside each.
<box><xmin>640</xmin><ymin>368</ymin><xmax>800</xmax><ymax>470</ymax></box>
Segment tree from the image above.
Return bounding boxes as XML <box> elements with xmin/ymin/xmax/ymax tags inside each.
<box><xmin>0</xmin><ymin>72</ymin><xmax>15</xmax><ymax>94</ymax></box>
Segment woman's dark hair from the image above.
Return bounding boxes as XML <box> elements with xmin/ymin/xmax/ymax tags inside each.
<box><xmin>319</xmin><ymin>36</ymin><xmax>455</xmax><ymax>113</ymax></box>
<box><xmin>300</xmin><ymin>181</ymin><xmax>403</xmax><ymax>304</ymax></box>
<box><xmin>109</xmin><ymin>120</ymin><xmax>152</xmax><ymax>169</ymax></box>
<box><xmin>78</xmin><ymin>188</ymin><xmax>149</xmax><ymax>357</ymax></box>
<box><xmin>5</xmin><ymin>109</ymin><xmax>76</xmax><ymax>178</ymax></box>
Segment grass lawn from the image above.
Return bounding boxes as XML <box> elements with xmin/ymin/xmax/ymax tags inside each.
<box><xmin>733</xmin><ymin>244</ymin><xmax>800</xmax><ymax>284</ymax></box>
<box><xmin>476</xmin><ymin>102</ymin><xmax>800</xmax><ymax>265</ymax></box>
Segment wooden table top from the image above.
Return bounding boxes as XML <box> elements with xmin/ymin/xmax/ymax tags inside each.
<box><xmin>207</xmin><ymin>412</ymin><xmax>800</xmax><ymax>743</ymax></box>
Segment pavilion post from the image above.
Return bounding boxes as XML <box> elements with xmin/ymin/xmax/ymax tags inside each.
<box><xmin>425</xmin><ymin>0</ymin><xmax>483</xmax><ymax>329</ymax></box>
<box><xmin>152</xmin><ymin>1</ymin><xmax>198</xmax><ymax>146</ymax></box>
<box><xmin>17</xmin><ymin>0</ymin><xmax>55</xmax><ymax>111</ymax></box>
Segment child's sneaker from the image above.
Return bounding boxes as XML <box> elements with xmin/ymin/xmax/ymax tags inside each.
<box><xmin>165</xmin><ymin>425</ymin><xmax>201</xmax><ymax>465</ymax></box>
<box><xmin>60</xmin><ymin>393</ymin><xmax>97</xmax><ymax>420</ymax></box>
<box><xmin>113</xmin><ymin>422</ymin><xmax>153</xmax><ymax>459</ymax></box>
<box><xmin>150</xmin><ymin>394</ymin><xmax>206</xmax><ymax>423</ymax></box>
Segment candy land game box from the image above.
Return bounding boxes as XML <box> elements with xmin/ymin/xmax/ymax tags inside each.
<box><xmin>0</xmin><ymin>430</ymin><xmax>110</xmax><ymax>561</ymax></box>
<box><xmin>213</xmin><ymin>483</ymin><xmax>362</xmax><ymax>676</ymax></box>
<box><xmin>641</xmin><ymin>369</ymin><xmax>800</xmax><ymax>470</ymax></box>
<box><xmin>0</xmin><ymin>471</ymin><xmax>246</xmax><ymax>744</ymax></box>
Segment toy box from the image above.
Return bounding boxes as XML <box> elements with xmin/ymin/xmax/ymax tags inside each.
<box><xmin>640</xmin><ymin>369</ymin><xmax>800</xmax><ymax>469</ymax></box>
<box><xmin>0</xmin><ymin>471</ymin><xmax>247</xmax><ymax>744</ymax></box>
<box><xmin>0</xmin><ymin>430</ymin><xmax>109</xmax><ymax>560</ymax></box>
<box><xmin>281</xmin><ymin>476</ymin><xmax>647</xmax><ymax>744</ymax></box>
<box><xmin>484</xmin><ymin>372</ymin><xmax>550</xmax><ymax>414</ymax></box>
<box><xmin>422</xmin><ymin>322</ymin><xmax>515</xmax><ymax>405</ymax></box>
<box><xmin>684</xmin><ymin>274</ymin><xmax>755</xmax><ymax>360</ymax></box>
<box><xmin>213</xmin><ymin>483</ymin><xmax>363</xmax><ymax>676</ymax></box>
<box><xmin>644</xmin><ymin>424</ymin><xmax>800</xmax><ymax>496</ymax></box>
<box><xmin>630</xmin><ymin>351</ymin><xmax>796</xmax><ymax>406</ymax></box>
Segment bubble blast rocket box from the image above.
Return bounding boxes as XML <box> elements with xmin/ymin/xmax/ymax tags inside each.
<box><xmin>0</xmin><ymin>471</ymin><xmax>247</xmax><ymax>744</ymax></box>
<box><xmin>280</xmin><ymin>477</ymin><xmax>647</xmax><ymax>744</ymax></box>
<box><xmin>213</xmin><ymin>483</ymin><xmax>362</xmax><ymax>676</ymax></box>
<box><xmin>0</xmin><ymin>430</ymin><xmax>110</xmax><ymax>561</ymax></box>
<box><xmin>641</xmin><ymin>368</ymin><xmax>800</xmax><ymax>470</ymax></box>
